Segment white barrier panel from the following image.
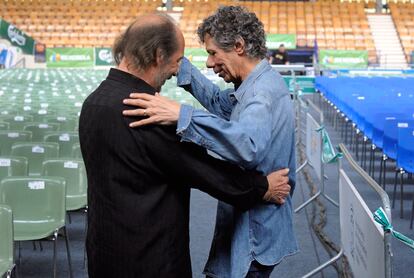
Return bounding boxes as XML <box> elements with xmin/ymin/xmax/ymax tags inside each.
<box><xmin>306</xmin><ymin>112</ymin><xmax>322</xmax><ymax>180</ymax></box>
<box><xmin>339</xmin><ymin>170</ymin><xmax>385</xmax><ymax>278</ymax></box>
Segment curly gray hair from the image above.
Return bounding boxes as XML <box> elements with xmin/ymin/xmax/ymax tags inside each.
<box><xmin>197</xmin><ymin>6</ymin><xmax>267</xmax><ymax>60</ymax></box>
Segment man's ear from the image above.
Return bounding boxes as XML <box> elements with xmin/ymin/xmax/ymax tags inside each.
<box><xmin>155</xmin><ymin>48</ymin><xmax>164</xmax><ymax>66</ymax></box>
<box><xmin>234</xmin><ymin>36</ymin><xmax>245</xmax><ymax>56</ymax></box>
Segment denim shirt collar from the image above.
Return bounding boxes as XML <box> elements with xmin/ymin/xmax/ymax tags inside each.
<box><xmin>231</xmin><ymin>59</ymin><xmax>270</xmax><ymax>102</ymax></box>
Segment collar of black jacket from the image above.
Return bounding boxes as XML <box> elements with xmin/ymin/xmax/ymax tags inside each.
<box><xmin>106</xmin><ymin>68</ymin><xmax>156</xmax><ymax>95</ymax></box>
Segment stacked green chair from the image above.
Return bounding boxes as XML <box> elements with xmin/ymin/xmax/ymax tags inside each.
<box><xmin>11</xmin><ymin>142</ymin><xmax>59</xmax><ymax>176</ymax></box>
<box><xmin>71</xmin><ymin>143</ymin><xmax>82</xmax><ymax>159</ymax></box>
<box><xmin>0</xmin><ymin>177</ymin><xmax>73</xmax><ymax>278</ymax></box>
<box><xmin>2</xmin><ymin>115</ymin><xmax>34</xmax><ymax>130</ymax></box>
<box><xmin>45</xmin><ymin>116</ymin><xmax>78</xmax><ymax>132</ymax></box>
<box><xmin>44</xmin><ymin>132</ymin><xmax>79</xmax><ymax>158</ymax></box>
<box><xmin>30</xmin><ymin>110</ymin><xmax>57</xmax><ymax>122</ymax></box>
<box><xmin>0</xmin><ymin>205</ymin><xmax>14</xmax><ymax>278</ymax></box>
<box><xmin>0</xmin><ymin>156</ymin><xmax>28</xmax><ymax>180</ymax></box>
<box><xmin>23</xmin><ymin>122</ymin><xmax>60</xmax><ymax>141</ymax></box>
<box><xmin>0</xmin><ymin>131</ymin><xmax>32</xmax><ymax>155</ymax></box>
<box><xmin>42</xmin><ymin>159</ymin><xmax>87</xmax><ymax>212</ymax></box>
<box><xmin>0</xmin><ymin>122</ymin><xmax>9</xmax><ymax>130</ymax></box>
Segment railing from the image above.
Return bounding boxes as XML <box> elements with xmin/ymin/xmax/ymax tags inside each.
<box><xmin>11</xmin><ymin>57</ymin><xmax>26</xmax><ymax>69</ymax></box>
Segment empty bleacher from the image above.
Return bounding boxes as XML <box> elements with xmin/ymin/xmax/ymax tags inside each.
<box><xmin>0</xmin><ymin>0</ymin><xmax>161</xmax><ymax>48</ymax></box>
<box><xmin>178</xmin><ymin>1</ymin><xmax>377</xmax><ymax>62</ymax></box>
<box><xmin>1</xmin><ymin>0</ymin><xmax>375</xmax><ymax>56</ymax></box>
<box><xmin>389</xmin><ymin>3</ymin><xmax>414</xmax><ymax>62</ymax></box>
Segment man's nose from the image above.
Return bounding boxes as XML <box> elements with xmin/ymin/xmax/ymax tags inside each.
<box><xmin>206</xmin><ymin>56</ymin><xmax>214</xmax><ymax>68</ymax></box>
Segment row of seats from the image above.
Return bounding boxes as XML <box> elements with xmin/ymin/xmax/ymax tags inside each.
<box><xmin>179</xmin><ymin>1</ymin><xmax>377</xmax><ymax>62</ymax></box>
<box><xmin>389</xmin><ymin>3</ymin><xmax>414</xmax><ymax>61</ymax></box>
<box><xmin>0</xmin><ymin>68</ymin><xmax>98</xmax><ymax>277</ymax></box>
<box><xmin>0</xmin><ymin>0</ymin><xmax>161</xmax><ymax>48</ymax></box>
<box><xmin>0</xmin><ymin>66</ymin><xmax>208</xmax><ymax>276</ymax></box>
<box><xmin>316</xmin><ymin>76</ymin><xmax>414</xmax><ymax>227</ymax></box>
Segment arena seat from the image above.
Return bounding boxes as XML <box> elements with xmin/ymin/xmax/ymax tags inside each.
<box><xmin>0</xmin><ymin>0</ymin><xmax>161</xmax><ymax>48</ymax></box>
<box><xmin>390</xmin><ymin>3</ymin><xmax>414</xmax><ymax>62</ymax></box>
<box><xmin>178</xmin><ymin>1</ymin><xmax>376</xmax><ymax>61</ymax></box>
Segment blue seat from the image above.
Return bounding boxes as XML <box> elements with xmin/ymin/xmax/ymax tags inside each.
<box><xmin>383</xmin><ymin>120</ymin><xmax>414</xmax><ymax>160</ymax></box>
<box><xmin>397</xmin><ymin>127</ymin><xmax>414</xmax><ymax>174</ymax></box>
<box><xmin>372</xmin><ymin>113</ymin><xmax>405</xmax><ymax>149</ymax></box>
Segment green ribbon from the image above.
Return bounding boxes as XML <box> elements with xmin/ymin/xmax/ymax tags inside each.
<box><xmin>373</xmin><ymin>207</ymin><xmax>414</xmax><ymax>250</ymax></box>
<box><xmin>316</xmin><ymin>126</ymin><xmax>343</xmax><ymax>164</ymax></box>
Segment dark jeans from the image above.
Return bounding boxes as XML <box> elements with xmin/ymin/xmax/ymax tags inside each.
<box><xmin>206</xmin><ymin>261</ymin><xmax>275</xmax><ymax>278</ymax></box>
<box><xmin>246</xmin><ymin>260</ymin><xmax>275</xmax><ymax>278</ymax></box>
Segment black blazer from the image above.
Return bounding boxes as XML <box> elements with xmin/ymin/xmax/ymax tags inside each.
<box><xmin>79</xmin><ymin>68</ymin><xmax>268</xmax><ymax>278</ymax></box>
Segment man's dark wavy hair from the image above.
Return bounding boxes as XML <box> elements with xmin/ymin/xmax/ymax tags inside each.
<box><xmin>197</xmin><ymin>6</ymin><xmax>267</xmax><ymax>59</ymax></box>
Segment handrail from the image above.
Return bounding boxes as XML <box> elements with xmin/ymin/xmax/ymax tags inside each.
<box><xmin>11</xmin><ymin>57</ymin><xmax>25</xmax><ymax>69</ymax></box>
<box><xmin>338</xmin><ymin>143</ymin><xmax>392</xmax><ymax>278</ymax></box>
<box><xmin>338</xmin><ymin>143</ymin><xmax>392</xmax><ymax>218</ymax></box>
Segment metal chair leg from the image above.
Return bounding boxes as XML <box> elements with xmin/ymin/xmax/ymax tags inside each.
<box><xmin>63</xmin><ymin>227</ymin><xmax>73</xmax><ymax>278</ymax></box>
<box><xmin>83</xmin><ymin>207</ymin><xmax>88</xmax><ymax>269</ymax></box>
<box><xmin>400</xmin><ymin>171</ymin><xmax>405</xmax><ymax>219</ymax></box>
<box><xmin>382</xmin><ymin>158</ymin><xmax>387</xmax><ymax>190</ymax></box>
<box><xmin>392</xmin><ymin>169</ymin><xmax>399</xmax><ymax>209</ymax></box>
<box><xmin>379</xmin><ymin>155</ymin><xmax>384</xmax><ymax>187</ymax></box>
<box><xmin>369</xmin><ymin>145</ymin><xmax>375</xmax><ymax>176</ymax></box>
<box><xmin>355</xmin><ymin>131</ymin><xmax>360</xmax><ymax>160</ymax></box>
<box><xmin>18</xmin><ymin>242</ymin><xmax>21</xmax><ymax>267</ymax></box>
<box><xmin>410</xmin><ymin>192</ymin><xmax>414</xmax><ymax>229</ymax></box>
<box><xmin>362</xmin><ymin>137</ymin><xmax>367</xmax><ymax>170</ymax></box>
<box><xmin>53</xmin><ymin>230</ymin><xmax>58</xmax><ymax>278</ymax></box>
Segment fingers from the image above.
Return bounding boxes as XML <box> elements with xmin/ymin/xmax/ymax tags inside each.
<box><xmin>129</xmin><ymin>93</ymin><xmax>158</xmax><ymax>100</ymax></box>
<box><xmin>123</xmin><ymin>108</ymin><xmax>147</xmax><ymax>117</ymax></box>
<box><xmin>129</xmin><ymin>117</ymin><xmax>157</xmax><ymax>127</ymax></box>
<box><xmin>123</xmin><ymin>98</ymin><xmax>149</xmax><ymax>109</ymax></box>
<box><xmin>278</xmin><ymin>168</ymin><xmax>290</xmax><ymax>176</ymax></box>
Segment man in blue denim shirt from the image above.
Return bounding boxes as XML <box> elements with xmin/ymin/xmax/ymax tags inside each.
<box><xmin>123</xmin><ymin>6</ymin><xmax>298</xmax><ymax>277</ymax></box>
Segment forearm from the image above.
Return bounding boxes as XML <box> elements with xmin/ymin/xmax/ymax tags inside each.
<box><xmin>140</xmin><ymin>125</ymin><xmax>269</xmax><ymax>210</ymax></box>
<box><xmin>176</xmin><ymin>94</ymin><xmax>273</xmax><ymax>170</ymax></box>
<box><xmin>177</xmin><ymin>58</ymin><xmax>234</xmax><ymax>118</ymax></box>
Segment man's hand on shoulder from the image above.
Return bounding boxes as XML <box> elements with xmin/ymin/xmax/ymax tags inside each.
<box><xmin>264</xmin><ymin>168</ymin><xmax>290</xmax><ymax>205</ymax></box>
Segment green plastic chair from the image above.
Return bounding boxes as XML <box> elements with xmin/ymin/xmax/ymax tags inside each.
<box><xmin>71</xmin><ymin>143</ymin><xmax>82</xmax><ymax>159</ymax></box>
<box><xmin>0</xmin><ymin>131</ymin><xmax>32</xmax><ymax>155</ymax></box>
<box><xmin>30</xmin><ymin>110</ymin><xmax>57</xmax><ymax>122</ymax></box>
<box><xmin>44</xmin><ymin>132</ymin><xmax>79</xmax><ymax>158</ymax></box>
<box><xmin>0</xmin><ymin>156</ymin><xmax>28</xmax><ymax>181</ymax></box>
<box><xmin>0</xmin><ymin>177</ymin><xmax>73</xmax><ymax>278</ymax></box>
<box><xmin>0</xmin><ymin>122</ymin><xmax>9</xmax><ymax>130</ymax></box>
<box><xmin>11</xmin><ymin>142</ymin><xmax>59</xmax><ymax>176</ymax></box>
<box><xmin>42</xmin><ymin>159</ymin><xmax>87</xmax><ymax>211</ymax></box>
<box><xmin>0</xmin><ymin>205</ymin><xmax>14</xmax><ymax>278</ymax></box>
<box><xmin>2</xmin><ymin>115</ymin><xmax>34</xmax><ymax>130</ymax></box>
<box><xmin>45</xmin><ymin>116</ymin><xmax>78</xmax><ymax>132</ymax></box>
<box><xmin>23</xmin><ymin>122</ymin><xmax>60</xmax><ymax>141</ymax></box>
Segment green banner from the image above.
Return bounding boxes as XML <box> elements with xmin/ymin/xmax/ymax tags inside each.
<box><xmin>284</xmin><ymin>76</ymin><xmax>315</xmax><ymax>94</ymax></box>
<box><xmin>319</xmin><ymin>50</ymin><xmax>368</xmax><ymax>69</ymax></box>
<box><xmin>46</xmin><ymin>48</ymin><xmax>95</xmax><ymax>68</ymax></box>
<box><xmin>317</xmin><ymin>126</ymin><xmax>342</xmax><ymax>163</ymax></box>
<box><xmin>266</xmin><ymin>34</ymin><xmax>296</xmax><ymax>49</ymax></box>
<box><xmin>0</xmin><ymin>18</ymin><xmax>35</xmax><ymax>54</ymax></box>
<box><xmin>95</xmin><ymin>47</ymin><xmax>114</xmax><ymax>66</ymax></box>
<box><xmin>184</xmin><ymin>48</ymin><xmax>208</xmax><ymax>69</ymax></box>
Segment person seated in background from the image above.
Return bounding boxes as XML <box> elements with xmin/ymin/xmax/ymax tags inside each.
<box><xmin>270</xmin><ymin>44</ymin><xmax>289</xmax><ymax>65</ymax></box>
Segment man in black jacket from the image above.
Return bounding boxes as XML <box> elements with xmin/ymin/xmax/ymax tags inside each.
<box><xmin>79</xmin><ymin>14</ymin><xmax>290</xmax><ymax>278</ymax></box>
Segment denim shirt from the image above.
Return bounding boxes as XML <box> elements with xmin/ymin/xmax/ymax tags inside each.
<box><xmin>176</xmin><ymin>58</ymin><xmax>298</xmax><ymax>278</ymax></box>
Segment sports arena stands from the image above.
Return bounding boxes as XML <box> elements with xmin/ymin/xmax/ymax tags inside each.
<box><xmin>1</xmin><ymin>0</ymin><xmax>414</xmax><ymax>277</ymax></box>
